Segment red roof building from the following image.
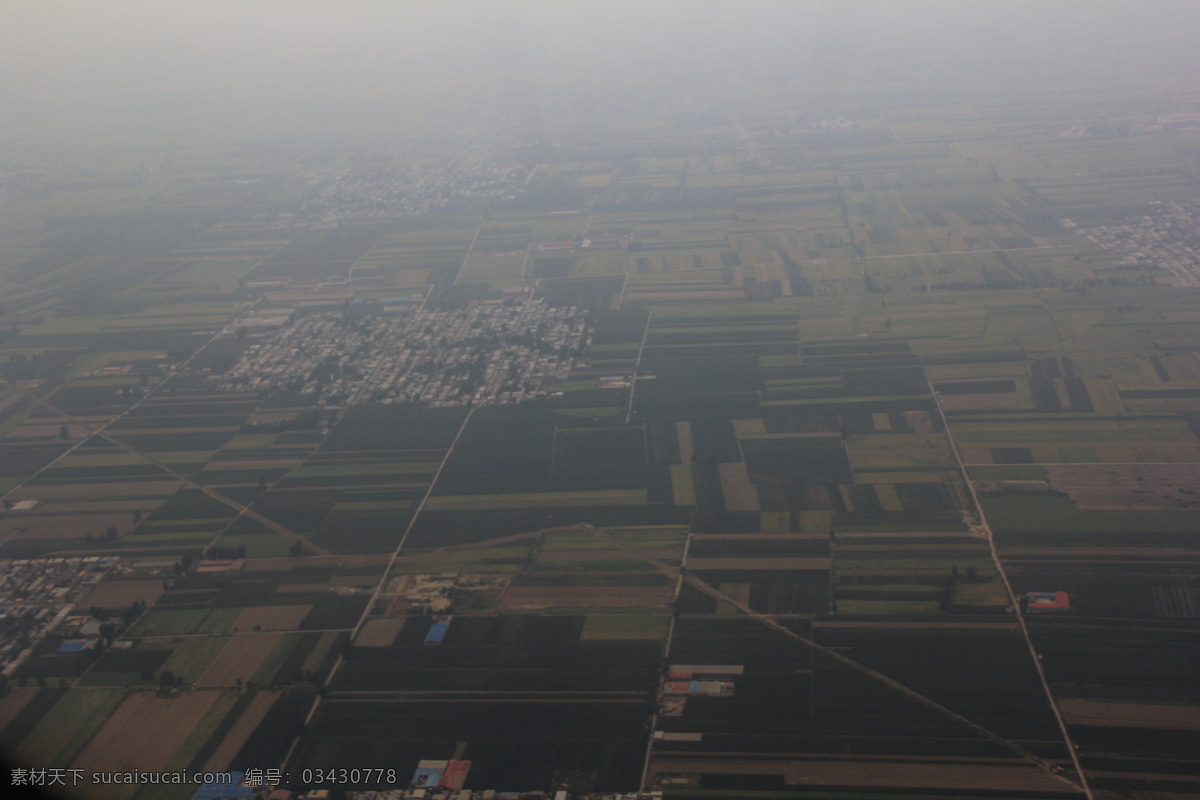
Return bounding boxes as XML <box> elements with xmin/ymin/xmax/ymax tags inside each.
<box><xmin>1025</xmin><ymin>591</ymin><xmax>1070</xmax><ymax>611</ymax></box>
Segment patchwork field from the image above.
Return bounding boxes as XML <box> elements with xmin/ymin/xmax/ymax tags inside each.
<box><xmin>72</xmin><ymin>690</ymin><xmax>221</xmax><ymax>774</ymax></box>
<box><xmin>3</xmin><ymin>14</ymin><xmax>1200</xmax><ymax>796</ymax></box>
<box><xmin>195</xmin><ymin>633</ymin><xmax>284</xmax><ymax>686</ymax></box>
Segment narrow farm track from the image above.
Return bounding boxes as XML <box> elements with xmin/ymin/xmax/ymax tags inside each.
<box><xmin>4</xmin><ymin>386</ymin><xmax>332</xmax><ymax>556</ymax></box>
<box><xmin>930</xmin><ymin>382</ymin><xmax>1094</xmax><ymax>799</ymax></box>
<box><xmin>586</xmin><ymin>525</ymin><xmax>1088</xmax><ymax>795</ymax></box>
<box><xmin>624</xmin><ymin>309</ymin><xmax>652</xmax><ymax>424</ymax></box>
<box><xmin>344</xmin><ymin>405</ymin><xmax>478</xmax><ymax>644</ymax></box>
<box><xmin>283</xmin><ymin>405</ymin><xmax>479</xmax><ymax>772</ymax></box>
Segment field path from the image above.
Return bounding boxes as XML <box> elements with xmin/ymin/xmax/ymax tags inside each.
<box><xmin>625</xmin><ymin>309</ymin><xmax>652</xmax><ymax>424</ymax></box>
<box><xmin>203</xmin><ymin>690</ymin><xmax>280</xmax><ymax>772</ymax></box>
<box><xmin>586</xmin><ymin>524</ymin><xmax>1087</xmax><ymax>795</ymax></box>
<box><xmin>930</xmin><ymin>381</ymin><xmax>1094</xmax><ymax>798</ymax></box>
<box><xmin>3</xmin><ymin>382</ymin><xmax>333</xmax><ymax>556</ymax></box>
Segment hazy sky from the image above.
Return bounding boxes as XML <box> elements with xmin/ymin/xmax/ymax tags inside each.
<box><xmin>3</xmin><ymin>1</ymin><xmax>1199</xmax><ymax>151</ymax></box>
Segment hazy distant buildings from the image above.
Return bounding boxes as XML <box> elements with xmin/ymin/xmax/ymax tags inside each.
<box><xmin>1073</xmin><ymin>198</ymin><xmax>1200</xmax><ymax>287</ymax></box>
<box><xmin>214</xmin><ymin>298</ymin><xmax>591</xmax><ymax>407</ymax></box>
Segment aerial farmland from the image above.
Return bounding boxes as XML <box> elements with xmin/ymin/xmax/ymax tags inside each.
<box><xmin>1</xmin><ymin>2</ymin><xmax>1199</xmax><ymax>799</ymax></box>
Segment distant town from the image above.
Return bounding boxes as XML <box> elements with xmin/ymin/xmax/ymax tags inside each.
<box><xmin>214</xmin><ymin>297</ymin><xmax>592</xmax><ymax>407</ymax></box>
<box><xmin>0</xmin><ymin>556</ymin><xmax>118</xmax><ymax>681</ymax></box>
<box><xmin>1071</xmin><ymin>198</ymin><xmax>1200</xmax><ymax>287</ymax></box>
<box><xmin>301</xmin><ymin>161</ymin><xmax>535</xmax><ymax>223</ymax></box>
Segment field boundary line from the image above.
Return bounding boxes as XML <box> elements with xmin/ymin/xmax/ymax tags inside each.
<box><xmin>3</xmin><ymin>374</ymin><xmax>333</xmax><ymax>556</ymax></box>
<box><xmin>625</xmin><ymin>309</ymin><xmax>652</xmax><ymax>424</ymax></box>
<box><xmin>346</xmin><ymin>405</ymin><xmax>477</xmax><ymax>644</ymax></box>
<box><xmin>862</xmin><ymin>244</ymin><xmax>1068</xmax><ymax>260</ymax></box>
<box><xmin>930</xmin><ymin>381</ymin><xmax>1094</xmax><ymax>799</ymax></box>
<box><xmin>452</xmin><ymin>222</ymin><xmax>484</xmax><ymax>286</ymax></box>
<box><xmin>588</xmin><ymin>525</ymin><xmax>1087</xmax><ymax>795</ymax></box>
<box><xmin>0</xmin><ymin>306</ymin><xmax>340</xmax><ymax>557</ymax></box>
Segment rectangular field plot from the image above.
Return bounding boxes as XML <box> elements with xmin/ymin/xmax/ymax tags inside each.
<box><xmin>332</xmin><ymin>633</ymin><xmax>660</xmax><ymax>694</ymax></box>
<box><xmin>834</xmin><ymin>535</ymin><xmax>1004</xmax><ymax>614</ymax></box>
<box><xmin>742</xmin><ymin>434</ymin><xmax>852</xmax><ymax>484</ymax></box>
<box><xmin>405</xmin><ymin>505</ymin><xmax>691</xmax><ymax>549</ymax></box>
<box><xmin>5</xmin><ymin>687</ymin><xmax>131</xmax><ymax>769</ymax></box>
<box><xmin>951</xmin><ymin>415</ymin><xmax>1200</xmax><ymax>464</ymax></box>
<box><xmin>71</xmin><ymin>689</ymin><xmax>234</xmax><ymax>775</ymax></box>
<box><xmin>290</xmin><ymin>699</ymin><xmax>647</xmax><ymax>793</ymax></box>
<box><xmin>579</xmin><ymin>614</ymin><xmax>670</xmax><ymax>641</ymax></box>
<box><xmin>1044</xmin><ymin>462</ymin><xmax>1200</xmax><ymax>510</ymax></box>
<box><xmin>1030</xmin><ymin>618</ymin><xmax>1200</xmax><ymax>706</ymax></box>
<box><xmin>196</xmin><ymin>632</ymin><xmax>284</xmax><ymax>686</ymax></box>
<box><xmin>126</xmin><ymin>607</ymin><xmax>242</xmax><ymax>637</ymax></box>
<box><xmin>550</xmin><ymin>426</ymin><xmax>647</xmax><ymax>490</ymax></box>
<box><xmin>499</xmin><ymin>585</ymin><xmax>676</xmax><ymax>611</ymax></box>
<box><xmin>845</xmin><ymin>432</ymin><xmax>958</xmax><ymax>472</ymax></box>
<box><xmin>983</xmin><ymin>494</ymin><xmax>1200</xmax><ymax>549</ymax></box>
<box><xmin>815</xmin><ymin>627</ymin><xmax>1063</xmax><ymax>745</ymax></box>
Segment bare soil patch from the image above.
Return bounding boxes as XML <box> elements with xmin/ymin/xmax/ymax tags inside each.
<box><xmin>1046</xmin><ymin>463</ymin><xmax>1200</xmax><ymax>509</ymax></box>
<box><xmin>958</xmin><ymin>448</ymin><xmax>994</xmax><ymax>464</ymax></box>
<box><xmin>276</xmin><ymin>583</ymin><xmax>330</xmax><ymax>594</ymax></box>
<box><xmin>1059</xmin><ymin>699</ymin><xmax>1200</xmax><ymax>730</ymax></box>
<box><xmin>84</xmin><ymin>579</ymin><xmax>165</xmax><ymax>609</ymax></box>
<box><xmin>718</xmin><ymin>461</ymin><xmax>760</xmax><ymax>511</ymax></box>
<box><xmin>196</xmin><ymin>633</ymin><xmax>283</xmax><ymax>686</ymax></box>
<box><xmin>354</xmin><ymin>618</ymin><xmax>404</xmax><ymax>647</ymax></box>
<box><xmin>649</xmin><ymin>757</ymin><xmax>1070</xmax><ymax>793</ymax></box>
<box><xmin>940</xmin><ymin>392</ymin><xmax>1019</xmax><ymax>411</ymax></box>
<box><xmin>0</xmin><ymin>687</ymin><xmax>40</xmax><ymax>732</ymax></box>
<box><xmin>230</xmin><ymin>604</ymin><xmax>312</xmax><ymax>632</ymax></box>
<box><xmin>72</xmin><ymin>690</ymin><xmax>220</xmax><ymax>773</ymax></box>
<box><xmin>330</xmin><ymin>575</ymin><xmax>380</xmax><ymax>587</ymax></box>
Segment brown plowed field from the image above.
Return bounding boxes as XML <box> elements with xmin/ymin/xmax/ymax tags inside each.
<box><xmin>355</xmin><ymin>618</ymin><xmax>404</xmax><ymax>647</ymax></box>
<box><xmin>499</xmin><ymin>585</ymin><xmax>673</xmax><ymax>609</ymax></box>
<box><xmin>1046</xmin><ymin>463</ymin><xmax>1200</xmax><ymax>509</ymax></box>
<box><xmin>940</xmin><ymin>392</ymin><xmax>1019</xmax><ymax>411</ymax></box>
<box><xmin>959</xmin><ymin>449</ymin><xmax>993</xmax><ymax>464</ymax></box>
<box><xmin>276</xmin><ymin>583</ymin><xmax>330</xmax><ymax>593</ymax></box>
<box><xmin>230</xmin><ymin>604</ymin><xmax>311</xmax><ymax>632</ymax></box>
<box><xmin>330</xmin><ymin>575</ymin><xmax>380</xmax><ymax>587</ymax></box>
<box><xmin>648</xmin><ymin>757</ymin><xmax>1076</xmax><ymax>793</ymax></box>
<box><xmin>196</xmin><ymin>633</ymin><xmax>283</xmax><ymax>686</ymax></box>
<box><xmin>0</xmin><ymin>687</ymin><xmax>39</xmax><ymax>732</ymax></box>
<box><xmin>72</xmin><ymin>690</ymin><xmax>220</xmax><ymax>774</ymax></box>
<box><xmin>84</xmin><ymin>579</ymin><xmax>165</xmax><ymax>609</ymax></box>
<box><xmin>1059</xmin><ymin>698</ymin><xmax>1200</xmax><ymax>730</ymax></box>
<box><xmin>202</xmin><ymin>690</ymin><xmax>280</xmax><ymax>772</ymax></box>
<box><xmin>719</xmin><ymin>461</ymin><xmax>760</xmax><ymax>511</ymax></box>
